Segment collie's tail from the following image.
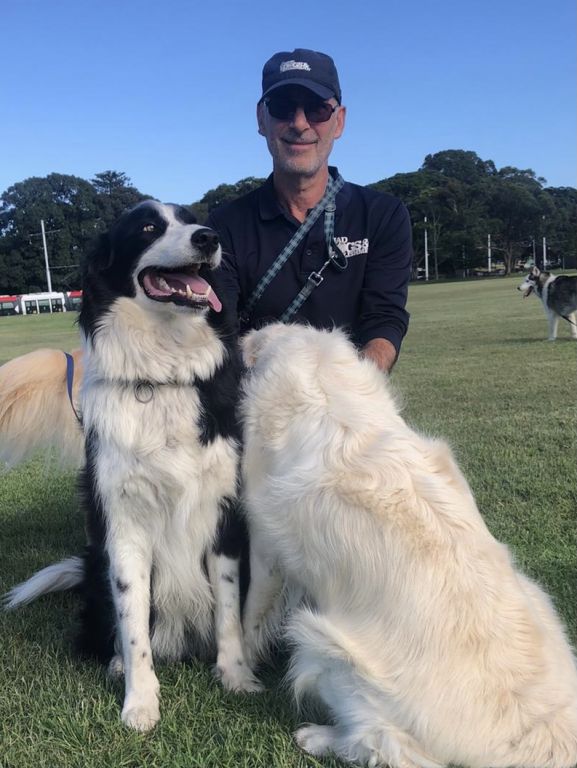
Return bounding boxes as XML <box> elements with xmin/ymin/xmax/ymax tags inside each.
<box><xmin>3</xmin><ymin>556</ymin><xmax>85</xmax><ymax>610</ymax></box>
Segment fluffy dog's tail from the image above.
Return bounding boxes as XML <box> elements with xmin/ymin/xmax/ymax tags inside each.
<box><xmin>0</xmin><ymin>348</ymin><xmax>83</xmax><ymax>468</ymax></box>
<box><xmin>286</xmin><ymin>606</ymin><xmax>380</xmax><ymax>703</ymax></box>
<box><xmin>287</xmin><ymin>610</ymin><xmax>577</xmax><ymax>768</ymax></box>
<box><xmin>287</xmin><ymin>607</ymin><xmax>443</xmax><ymax>768</ymax></box>
<box><xmin>3</xmin><ymin>556</ymin><xmax>85</xmax><ymax>610</ymax></box>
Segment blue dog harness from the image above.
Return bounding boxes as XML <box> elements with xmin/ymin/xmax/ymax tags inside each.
<box><xmin>64</xmin><ymin>351</ymin><xmax>82</xmax><ymax>425</ymax></box>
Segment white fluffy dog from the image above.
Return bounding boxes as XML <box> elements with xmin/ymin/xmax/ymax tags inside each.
<box><xmin>240</xmin><ymin>323</ymin><xmax>577</xmax><ymax>768</ymax></box>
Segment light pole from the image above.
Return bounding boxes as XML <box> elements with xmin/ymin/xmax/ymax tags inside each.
<box><xmin>542</xmin><ymin>216</ymin><xmax>547</xmax><ymax>270</ymax></box>
<box><xmin>487</xmin><ymin>234</ymin><xmax>492</xmax><ymax>273</ymax></box>
<box><xmin>30</xmin><ymin>221</ymin><xmax>60</xmax><ymax>292</ymax></box>
<box><xmin>40</xmin><ymin>219</ymin><xmax>53</xmax><ymax>292</ymax></box>
<box><xmin>424</xmin><ymin>217</ymin><xmax>429</xmax><ymax>281</ymax></box>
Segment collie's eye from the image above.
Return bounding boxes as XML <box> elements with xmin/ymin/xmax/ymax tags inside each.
<box><xmin>143</xmin><ymin>223</ymin><xmax>156</xmax><ymax>232</ymax></box>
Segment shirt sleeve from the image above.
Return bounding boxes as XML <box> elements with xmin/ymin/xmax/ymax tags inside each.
<box><xmin>355</xmin><ymin>200</ymin><xmax>412</xmax><ymax>354</ymax></box>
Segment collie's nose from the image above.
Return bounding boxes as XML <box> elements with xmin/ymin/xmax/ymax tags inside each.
<box><xmin>191</xmin><ymin>227</ymin><xmax>220</xmax><ymax>257</ymax></box>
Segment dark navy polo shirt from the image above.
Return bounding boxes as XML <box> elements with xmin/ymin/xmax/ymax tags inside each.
<box><xmin>206</xmin><ymin>167</ymin><xmax>412</xmax><ymax>353</ymax></box>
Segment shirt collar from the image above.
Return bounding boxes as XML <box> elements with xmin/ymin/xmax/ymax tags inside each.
<box><xmin>258</xmin><ymin>166</ymin><xmax>350</xmax><ymax>221</ymax></box>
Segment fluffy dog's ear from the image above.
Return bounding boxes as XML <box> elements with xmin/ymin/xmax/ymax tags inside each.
<box><xmin>241</xmin><ymin>330</ymin><xmax>261</xmax><ymax>368</ymax></box>
<box><xmin>241</xmin><ymin>323</ymin><xmax>288</xmax><ymax>367</ymax></box>
<box><xmin>531</xmin><ymin>265</ymin><xmax>541</xmax><ymax>277</ymax></box>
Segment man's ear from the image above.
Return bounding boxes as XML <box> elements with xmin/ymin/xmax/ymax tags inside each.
<box><xmin>334</xmin><ymin>104</ymin><xmax>346</xmax><ymax>140</ymax></box>
<box><xmin>256</xmin><ymin>101</ymin><xmax>266</xmax><ymax>136</ymax></box>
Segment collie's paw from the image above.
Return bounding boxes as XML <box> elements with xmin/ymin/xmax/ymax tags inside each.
<box><xmin>294</xmin><ymin>724</ymin><xmax>336</xmax><ymax>757</ymax></box>
<box><xmin>214</xmin><ymin>660</ymin><xmax>264</xmax><ymax>693</ymax></box>
<box><xmin>121</xmin><ymin>699</ymin><xmax>160</xmax><ymax>731</ymax></box>
<box><xmin>121</xmin><ymin>706</ymin><xmax>159</xmax><ymax>732</ymax></box>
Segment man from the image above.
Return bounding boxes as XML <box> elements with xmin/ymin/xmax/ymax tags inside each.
<box><xmin>207</xmin><ymin>48</ymin><xmax>412</xmax><ymax>373</ymax></box>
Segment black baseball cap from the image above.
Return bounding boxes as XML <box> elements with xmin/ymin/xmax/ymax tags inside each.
<box><xmin>261</xmin><ymin>48</ymin><xmax>342</xmax><ymax>104</ymax></box>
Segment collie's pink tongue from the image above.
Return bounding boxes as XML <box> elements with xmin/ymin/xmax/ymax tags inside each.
<box><xmin>182</xmin><ymin>274</ymin><xmax>222</xmax><ymax>312</ymax></box>
<box><xmin>146</xmin><ymin>270</ymin><xmax>222</xmax><ymax>312</ymax></box>
<box><xmin>208</xmin><ymin>289</ymin><xmax>222</xmax><ymax>312</ymax></box>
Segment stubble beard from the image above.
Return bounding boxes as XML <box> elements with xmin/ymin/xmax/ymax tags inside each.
<box><xmin>269</xmin><ymin>135</ymin><xmax>334</xmax><ymax>178</ymax></box>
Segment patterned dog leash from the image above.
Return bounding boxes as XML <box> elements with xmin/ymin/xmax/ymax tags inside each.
<box><xmin>243</xmin><ymin>173</ymin><xmax>347</xmax><ymax>325</ymax></box>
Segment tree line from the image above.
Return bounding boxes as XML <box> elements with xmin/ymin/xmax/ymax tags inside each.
<box><xmin>1</xmin><ymin>151</ymin><xmax>575</xmax><ymax>294</ymax></box>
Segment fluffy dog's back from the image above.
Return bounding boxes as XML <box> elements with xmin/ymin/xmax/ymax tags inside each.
<box><xmin>242</xmin><ymin>324</ymin><xmax>577</xmax><ymax>768</ymax></box>
<box><xmin>0</xmin><ymin>348</ymin><xmax>83</xmax><ymax>467</ymax></box>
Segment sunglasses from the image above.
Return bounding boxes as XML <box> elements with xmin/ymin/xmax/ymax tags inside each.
<box><xmin>264</xmin><ymin>97</ymin><xmax>337</xmax><ymax>124</ymax></box>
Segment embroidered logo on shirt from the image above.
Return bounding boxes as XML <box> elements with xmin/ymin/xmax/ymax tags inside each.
<box><xmin>334</xmin><ymin>237</ymin><xmax>369</xmax><ymax>258</ymax></box>
<box><xmin>280</xmin><ymin>60</ymin><xmax>312</xmax><ymax>73</ymax></box>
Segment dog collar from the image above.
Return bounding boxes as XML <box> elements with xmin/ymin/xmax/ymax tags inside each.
<box><xmin>94</xmin><ymin>378</ymin><xmax>182</xmax><ymax>403</ymax></box>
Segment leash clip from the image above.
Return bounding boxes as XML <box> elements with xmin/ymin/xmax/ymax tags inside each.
<box><xmin>328</xmin><ymin>238</ymin><xmax>348</xmax><ymax>271</ymax></box>
<box><xmin>308</xmin><ymin>271</ymin><xmax>324</xmax><ymax>287</ymax></box>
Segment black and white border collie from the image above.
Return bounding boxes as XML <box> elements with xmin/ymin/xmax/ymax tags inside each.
<box><xmin>5</xmin><ymin>201</ymin><xmax>261</xmax><ymax>730</ymax></box>
<box><xmin>518</xmin><ymin>266</ymin><xmax>577</xmax><ymax>340</ymax></box>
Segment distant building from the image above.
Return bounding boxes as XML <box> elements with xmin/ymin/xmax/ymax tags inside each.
<box><xmin>19</xmin><ymin>291</ymin><xmax>68</xmax><ymax>314</ymax></box>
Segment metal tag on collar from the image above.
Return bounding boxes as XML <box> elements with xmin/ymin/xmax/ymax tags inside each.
<box><xmin>328</xmin><ymin>238</ymin><xmax>348</xmax><ymax>271</ymax></box>
<box><xmin>134</xmin><ymin>381</ymin><xmax>154</xmax><ymax>403</ymax></box>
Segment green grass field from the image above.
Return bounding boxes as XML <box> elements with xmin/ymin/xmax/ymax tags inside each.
<box><xmin>1</xmin><ymin>277</ymin><xmax>576</xmax><ymax>768</ymax></box>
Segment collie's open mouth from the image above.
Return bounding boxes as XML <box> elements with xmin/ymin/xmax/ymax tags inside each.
<box><xmin>139</xmin><ymin>266</ymin><xmax>222</xmax><ymax>312</ymax></box>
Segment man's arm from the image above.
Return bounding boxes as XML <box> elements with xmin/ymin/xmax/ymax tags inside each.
<box><xmin>360</xmin><ymin>337</ymin><xmax>397</xmax><ymax>373</ymax></box>
<box><xmin>356</xmin><ymin>198</ymin><xmax>413</xmax><ymax>367</ymax></box>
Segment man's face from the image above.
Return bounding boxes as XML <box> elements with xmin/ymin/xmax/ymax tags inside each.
<box><xmin>257</xmin><ymin>86</ymin><xmax>346</xmax><ymax>178</ymax></box>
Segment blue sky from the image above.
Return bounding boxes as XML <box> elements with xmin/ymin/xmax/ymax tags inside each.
<box><xmin>1</xmin><ymin>0</ymin><xmax>575</xmax><ymax>204</ymax></box>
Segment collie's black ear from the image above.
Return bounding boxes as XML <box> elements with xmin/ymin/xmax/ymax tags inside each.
<box><xmin>174</xmin><ymin>205</ymin><xmax>197</xmax><ymax>225</ymax></box>
<box><xmin>84</xmin><ymin>231</ymin><xmax>114</xmax><ymax>275</ymax></box>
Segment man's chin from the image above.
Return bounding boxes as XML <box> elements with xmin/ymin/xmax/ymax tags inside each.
<box><xmin>276</xmin><ymin>157</ymin><xmax>324</xmax><ymax>177</ymax></box>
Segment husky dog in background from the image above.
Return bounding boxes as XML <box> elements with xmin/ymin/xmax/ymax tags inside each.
<box><xmin>518</xmin><ymin>266</ymin><xmax>577</xmax><ymax>340</ymax></box>
<box><xmin>4</xmin><ymin>201</ymin><xmax>260</xmax><ymax>731</ymax></box>
<box><xmin>240</xmin><ymin>323</ymin><xmax>577</xmax><ymax>768</ymax></box>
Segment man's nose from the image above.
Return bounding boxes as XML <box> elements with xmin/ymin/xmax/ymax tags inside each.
<box><xmin>288</xmin><ymin>106</ymin><xmax>310</xmax><ymax>130</ymax></box>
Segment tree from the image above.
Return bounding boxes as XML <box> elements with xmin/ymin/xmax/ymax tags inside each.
<box><xmin>91</xmin><ymin>171</ymin><xmax>133</xmax><ymax>195</ymax></box>
<box><xmin>188</xmin><ymin>176</ymin><xmax>266</xmax><ymax>224</ymax></box>
<box><xmin>0</xmin><ymin>172</ymin><xmax>149</xmax><ymax>293</ymax></box>
<box><xmin>540</xmin><ymin>187</ymin><xmax>577</xmax><ymax>268</ymax></box>
<box><xmin>0</xmin><ymin>174</ymin><xmax>101</xmax><ymax>292</ymax></box>
<box><xmin>371</xmin><ymin>159</ymin><xmax>491</xmax><ymax>276</ymax></box>
<box><xmin>199</xmin><ymin>177</ymin><xmax>266</xmax><ymax>213</ymax></box>
<box><xmin>483</xmin><ymin>174</ymin><xmax>549</xmax><ymax>274</ymax></box>
<box><xmin>422</xmin><ymin>149</ymin><xmax>497</xmax><ymax>184</ymax></box>
<box><xmin>90</xmin><ymin>171</ymin><xmax>149</xmax><ymax>225</ymax></box>
<box><xmin>0</xmin><ymin>158</ymin><xmax>574</xmax><ymax>293</ymax></box>
<box><xmin>370</xmin><ymin>151</ymin><xmax>573</xmax><ymax>277</ymax></box>
<box><xmin>370</xmin><ymin>170</ymin><xmax>447</xmax><ymax>276</ymax></box>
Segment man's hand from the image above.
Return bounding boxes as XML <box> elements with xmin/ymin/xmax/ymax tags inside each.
<box><xmin>360</xmin><ymin>338</ymin><xmax>397</xmax><ymax>374</ymax></box>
